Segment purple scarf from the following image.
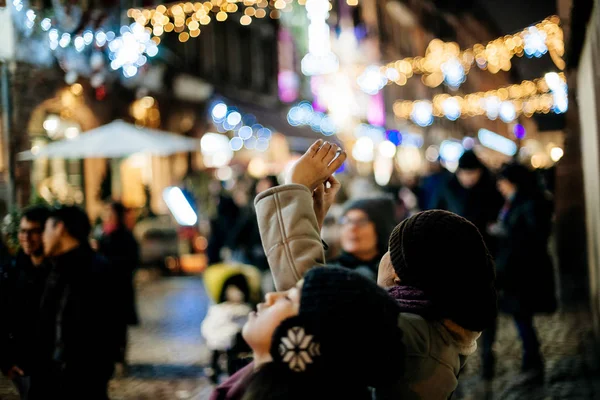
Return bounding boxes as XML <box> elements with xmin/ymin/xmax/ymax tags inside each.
<box><xmin>387</xmin><ymin>285</ymin><xmax>438</xmax><ymax>318</ymax></box>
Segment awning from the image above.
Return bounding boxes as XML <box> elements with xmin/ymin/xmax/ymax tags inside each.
<box><xmin>18</xmin><ymin>120</ymin><xmax>199</xmax><ymax>160</ymax></box>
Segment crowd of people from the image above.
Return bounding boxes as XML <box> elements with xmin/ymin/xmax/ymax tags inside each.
<box><xmin>0</xmin><ymin>202</ymin><xmax>140</xmax><ymax>399</ymax></box>
<box><xmin>0</xmin><ymin>138</ymin><xmax>557</xmax><ymax>399</ymax></box>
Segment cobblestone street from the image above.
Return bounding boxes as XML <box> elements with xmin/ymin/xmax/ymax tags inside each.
<box><xmin>1</xmin><ymin>274</ymin><xmax>599</xmax><ymax>399</ymax></box>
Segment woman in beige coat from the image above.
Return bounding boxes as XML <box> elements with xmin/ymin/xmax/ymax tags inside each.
<box><xmin>254</xmin><ymin>139</ymin><xmax>497</xmax><ymax>399</ymax></box>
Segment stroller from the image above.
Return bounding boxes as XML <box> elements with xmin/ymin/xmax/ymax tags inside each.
<box><xmin>202</xmin><ymin>262</ymin><xmax>262</xmax><ymax>383</ymax></box>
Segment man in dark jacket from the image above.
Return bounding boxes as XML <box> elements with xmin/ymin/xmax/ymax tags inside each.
<box><xmin>0</xmin><ymin>206</ymin><xmax>51</xmax><ymax>399</ymax></box>
<box><xmin>29</xmin><ymin>206</ymin><xmax>118</xmax><ymax>400</ymax></box>
<box><xmin>433</xmin><ymin>150</ymin><xmax>504</xmax><ymax>251</ymax></box>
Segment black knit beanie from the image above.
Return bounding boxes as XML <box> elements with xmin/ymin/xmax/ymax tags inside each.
<box><xmin>388</xmin><ymin>210</ymin><xmax>497</xmax><ymax>331</ymax></box>
<box><xmin>342</xmin><ymin>197</ymin><xmax>397</xmax><ymax>257</ymax></box>
<box><xmin>458</xmin><ymin>150</ymin><xmax>484</xmax><ymax>170</ymax></box>
<box><xmin>270</xmin><ymin>267</ymin><xmax>404</xmax><ymax>387</ymax></box>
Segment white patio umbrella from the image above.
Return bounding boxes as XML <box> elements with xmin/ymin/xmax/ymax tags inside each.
<box><xmin>18</xmin><ymin>120</ymin><xmax>199</xmax><ymax>160</ymax></box>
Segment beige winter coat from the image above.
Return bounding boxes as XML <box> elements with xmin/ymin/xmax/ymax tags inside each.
<box><xmin>255</xmin><ymin>184</ymin><xmax>479</xmax><ymax>399</ymax></box>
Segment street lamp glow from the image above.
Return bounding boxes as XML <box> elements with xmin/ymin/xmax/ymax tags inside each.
<box><xmin>163</xmin><ymin>187</ymin><xmax>197</xmax><ymax>226</ymax></box>
<box><xmin>550</xmin><ymin>147</ymin><xmax>564</xmax><ymax>162</ymax></box>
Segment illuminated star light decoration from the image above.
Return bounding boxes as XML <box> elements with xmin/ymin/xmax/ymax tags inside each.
<box><xmin>301</xmin><ymin>0</ymin><xmax>339</xmax><ymax>76</ymax></box>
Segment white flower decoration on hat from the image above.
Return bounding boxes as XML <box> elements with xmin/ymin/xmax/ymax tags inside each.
<box><xmin>278</xmin><ymin>326</ymin><xmax>320</xmax><ymax>372</ymax></box>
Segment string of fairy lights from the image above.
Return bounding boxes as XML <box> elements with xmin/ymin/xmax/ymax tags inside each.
<box><xmin>393</xmin><ymin>72</ymin><xmax>568</xmax><ymax>126</ymax></box>
<box><xmin>128</xmin><ymin>0</ymin><xmax>302</xmax><ymax>43</ymax></box>
<box><xmin>358</xmin><ymin>16</ymin><xmax>565</xmax><ymax>94</ymax></box>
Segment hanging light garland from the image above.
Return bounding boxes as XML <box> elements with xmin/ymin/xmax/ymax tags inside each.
<box><xmin>128</xmin><ymin>0</ymin><xmax>298</xmax><ymax>42</ymax></box>
<box><xmin>358</xmin><ymin>16</ymin><xmax>565</xmax><ymax>94</ymax></box>
<box><xmin>10</xmin><ymin>0</ymin><xmax>159</xmax><ymax>83</ymax></box>
<box><xmin>393</xmin><ymin>72</ymin><xmax>568</xmax><ymax>126</ymax></box>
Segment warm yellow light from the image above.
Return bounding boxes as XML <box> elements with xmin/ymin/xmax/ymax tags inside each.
<box><xmin>157</xmin><ymin>5</ymin><xmax>167</xmax><ymax>13</ymax></box>
<box><xmin>270</xmin><ymin>9</ymin><xmax>280</xmax><ymax>18</ymax></box>
<box><xmin>200</xmin><ymin>15</ymin><xmax>211</xmax><ymax>25</ymax></box>
<box><xmin>274</xmin><ymin>0</ymin><xmax>286</xmax><ymax>9</ymax></box>
<box><xmin>70</xmin><ymin>83</ymin><xmax>83</xmax><ymax>96</ymax></box>
<box><xmin>188</xmin><ymin>20</ymin><xmax>200</xmax><ymax>30</ymax></box>
<box><xmin>240</xmin><ymin>15</ymin><xmax>252</xmax><ymax>25</ymax></box>
<box><xmin>550</xmin><ymin>147</ymin><xmax>564</xmax><ymax>162</ymax></box>
<box><xmin>216</xmin><ymin>11</ymin><xmax>228</xmax><ymax>20</ymax></box>
<box><xmin>346</xmin><ymin>0</ymin><xmax>358</xmax><ymax>5</ymax></box>
<box><xmin>179</xmin><ymin>32</ymin><xmax>190</xmax><ymax>42</ymax></box>
<box><xmin>226</xmin><ymin>3</ymin><xmax>238</xmax><ymax>12</ymax></box>
<box><xmin>245</xmin><ymin>7</ymin><xmax>256</xmax><ymax>16</ymax></box>
<box><xmin>183</xmin><ymin>2</ymin><xmax>194</xmax><ymax>12</ymax></box>
<box><xmin>190</xmin><ymin>29</ymin><xmax>201</xmax><ymax>37</ymax></box>
<box><xmin>140</xmin><ymin>96</ymin><xmax>155</xmax><ymax>108</ymax></box>
<box><xmin>153</xmin><ymin>26</ymin><xmax>164</xmax><ymax>36</ymax></box>
<box><xmin>164</xmin><ymin>22</ymin><xmax>175</xmax><ymax>32</ymax></box>
<box><xmin>255</xmin><ymin>8</ymin><xmax>266</xmax><ymax>17</ymax></box>
<box><xmin>152</xmin><ymin>36</ymin><xmax>161</xmax><ymax>45</ymax></box>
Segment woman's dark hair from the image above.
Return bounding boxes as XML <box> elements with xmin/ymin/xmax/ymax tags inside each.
<box><xmin>219</xmin><ymin>273</ymin><xmax>250</xmax><ymax>303</ymax></box>
<box><xmin>108</xmin><ymin>201</ymin><xmax>128</xmax><ymax>228</ymax></box>
<box><xmin>242</xmin><ymin>361</ymin><xmax>371</xmax><ymax>400</ymax></box>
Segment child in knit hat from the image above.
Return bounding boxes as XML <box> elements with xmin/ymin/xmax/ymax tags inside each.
<box><xmin>253</xmin><ymin>139</ymin><xmax>498</xmax><ymax>399</ymax></box>
<box><xmin>210</xmin><ymin>267</ymin><xmax>405</xmax><ymax>400</ymax></box>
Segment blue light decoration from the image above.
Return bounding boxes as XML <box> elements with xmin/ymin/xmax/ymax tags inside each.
<box><xmin>513</xmin><ymin>124</ymin><xmax>526</xmax><ymax>140</ymax></box>
<box><xmin>209</xmin><ymin>100</ymin><xmax>274</xmax><ymax>153</ymax></box>
<box><xmin>10</xmin><ymin>0</ymin><xmax>160</xmax><ymax>82</ymax></box>
<box><xmin>286</xmin><ymin>101</ymin><xmax>338</xmax><ymax>136</ymax></box>
<box><xmin>499</xmin><ymin>101</ymin><xmax>517</xmax><ymax>123</ymax></box>
<box><xmin>545</xmin><ymin>72</ymin><xmax>568</xmax><ymax>114</ymax></box>
<box><xmin>441</xmin><ymin>57</ymin><xmax>466</xmax><ymax>89</ymax></box>
<box><xmin>524</xmin><ymin>26</ymin><xmax>548</xmax><ymax>58</ymax></box>
<box><xmin>386</xmin><ymin>130</ymin><xmax>402</xmax><ymax>146</ymax></box>
<box><xmin>439</xmin><ymin>140</ymin><xmax>464</xmax><ymax>163</ymax></box>
<box><xmin>401</xmin><ymin>133</ymin><xmax>424</xmax><ymax>148</ymax></box>
<box><xmin>354</xmin><ymin>124</ymin><xmax>386</xmax><ymax>144</ymax></box>
<box><xmin>478</xmin><ymin>129</ymin><xmax>517</xmax><ymax>156</ymax></box>
<box><xmin>357</xmin><ymin>65</ymin><xmax>388</xmax><ymax>95</ymax></box>
<box><xmin>411</xmin><ymin>101</ymin><xmax>434</xmax><ymax>127</ymax></box>
<box><xmin>442</xmin><ymin>97</ymin><xmax>461</xmax><ymax>121</ymax></box>
<box><xmin>163</xmin><ymin>187</ymin><xmax>198</xmax><ymax>226</ymax></box>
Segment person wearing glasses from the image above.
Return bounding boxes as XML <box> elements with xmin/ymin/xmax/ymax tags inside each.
<box><xmin>0</xmin><ymin>205</ymin><xmax>51</xmax><ymax>400</ymax></box>
<box><xmin>333</xmin><ymin>197</ymin><xmax>397</xmax><ymax>281</ymax></box>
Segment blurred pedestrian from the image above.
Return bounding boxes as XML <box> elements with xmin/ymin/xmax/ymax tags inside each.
<box><xmin>419</xmin><ymin>159</ymin><xmax>452</xmax><ymax>210</ymax></box>
<box><xmin>482</xmin><ymin>163</ymin><xmax>557</xmax><ymax>384</ymax></box>
<box><xmin>0</xmin><ymin>206</ymin><xmax>51</xmax><ymax>400</ymax></box>
<box><xmin>210</xmin><ymin>267</ymin><xmax>405</xmax><ymax>400</ymax></box>
<box><xmin>98</xmin><ymin>202</ymin><xmax>140</xmax><ymax>373</ymax></box>
<box><xmin>334</xmin><ymin>197</ymin><xmax>396</xmax><ymax>280</ymax></box>
<box><xmin>207</xmin><ymin>195</ymin><xmax>240</xmax><ymax>265</ymax></box>
<box><xmin>30</xmin><ymin>206</ymin><xmax>118</xmax><ymax>400</ymax></box>
<box><xmin>433</xmin><ymin>150</ymin><xmax>504</xmax><ymax>252</ymax></box>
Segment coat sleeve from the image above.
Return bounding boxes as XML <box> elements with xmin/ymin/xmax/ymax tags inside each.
<box><xmin>254</xmin><ymin>184</ymin><xmax>326</xmax><ymax>291</ymax></box>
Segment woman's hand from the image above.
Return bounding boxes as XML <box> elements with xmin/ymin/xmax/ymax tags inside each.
<box><xmin>313</xmin><ymin>176</ymin><xmax>341</xmax><ymax>231</ymax></box>
<box><xmin>286</xmin><ymin>140</ymin><xmax>346</xmax><ymax>191</ymax></box>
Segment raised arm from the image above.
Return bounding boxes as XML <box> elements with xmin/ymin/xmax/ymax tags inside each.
<box><xmin>254</xmin><ymin>140</ymin><xmax>346</xmax><ymax>290</ymax></box>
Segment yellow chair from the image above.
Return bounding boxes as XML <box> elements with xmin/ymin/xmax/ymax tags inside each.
<box><xmin>203</xmin><ymin>262</ymin><xmax>262</xmax><ymax>305</ymax></box>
